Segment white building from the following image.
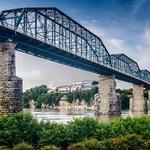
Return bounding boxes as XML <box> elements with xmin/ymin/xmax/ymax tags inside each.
<box><xmin>57</xmin><ymin>85</ymin><xmax>71</xmax><ymax>93</ymax></box>
<box><xmin>71</xmin><ymin>81</ymin><xmax>84</xmax><ymax>91</ymax></box>
<box><xmin>48</xmin><ymin>86</ymin><xmax>57</xmax><ymax>93</ymax></box>
<box><xmin>71</xmin><ymin>80</ymin><xmax>98</xmax><ymax>91</ymax></box>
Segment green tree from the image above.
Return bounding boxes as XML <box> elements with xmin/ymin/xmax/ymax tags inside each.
<box><xmin>23</xmin><ymin>85</ymin><xmax>48</xmax><ymax>108</ymax></box>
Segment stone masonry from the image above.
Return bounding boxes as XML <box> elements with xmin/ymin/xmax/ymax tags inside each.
<box><xmin>147</xmin><ymin>90</ymin><xmax>150</xmax><ymax>114</ymax></box>
<box><xmin>0</xmin><ymin>42</ymin><xmax>22</xmax><ymax>116</ymax></box>
<box><xmin>130</xmin><ymin>84</ymin><xmax>146</xmax><ymax>116</ymax></box>
<box><xmin>95</xmin><ymin>75</ymin><xmax>121</xmax><ymax>116</ymax></box>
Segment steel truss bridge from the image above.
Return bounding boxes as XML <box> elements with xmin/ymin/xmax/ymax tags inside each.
<box><xmin>0</xmin><ymin>7</ymin><xmax>150</xmax><ymax>88</ymax></box>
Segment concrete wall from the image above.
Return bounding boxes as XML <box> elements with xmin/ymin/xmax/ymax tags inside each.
<box><xmin>0</xmin><ymin>42</ymin><xmax>22</xmax><ymax>115</ymax></box>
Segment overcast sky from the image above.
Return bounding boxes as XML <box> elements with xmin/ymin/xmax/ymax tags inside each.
<box><xmin>0</xmin><ymin>0</ymin><xmax>150</xmax><ymax>91</ymax></box>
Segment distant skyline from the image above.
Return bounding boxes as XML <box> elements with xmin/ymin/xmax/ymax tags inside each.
<box><xmin>0</xmin><ymin>0</ymin><xmax>150</xmax><ymax>90</ymax></box>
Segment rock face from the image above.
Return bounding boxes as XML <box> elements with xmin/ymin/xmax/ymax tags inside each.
<box><xmin>94</xmin><ymin>75</ymin><xmax>121</xmax><ymax>116</ymax></box>
<box><xmin>130</xmin><ymin>84</ymin><xmax>146</xmax><ymax>116</ymax></box>
<box><xmin>0</xmin><ymin>42</ymin><xmax>22</xmax><ymax>116</ymax></box>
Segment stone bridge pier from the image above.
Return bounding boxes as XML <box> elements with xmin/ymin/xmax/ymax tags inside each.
<box><xmin>130</xmin><ymin>84</ymin><xmax>146</xmax><ymax>116</ymax></box>
<box><xmin>94</xmin><ymin>75</ymin><xmax>121</xmax><ymax>120</ymax></box>
<box><xmin>147</xmin><ymin>90</ymin><xmax>150</xmax><ymax>114</ymax></box>
<box><xmin>0</xmin><ymin>41</ymin><xmax>22</xmax><ymax>116</ymax></box>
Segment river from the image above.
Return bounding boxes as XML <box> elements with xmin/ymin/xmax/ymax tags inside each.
<box><xmin>24</xmin><ymin>109</ymin><xmax>129</xmax><ymax>124</ymax></box>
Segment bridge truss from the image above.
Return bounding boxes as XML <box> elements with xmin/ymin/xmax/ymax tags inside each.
<box><xmin>0</xmin><ymin>7</ymin><xmax>150</xmax><ymax>87</ymax></box>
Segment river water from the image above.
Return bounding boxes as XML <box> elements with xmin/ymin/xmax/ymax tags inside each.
<box><xmin>25</xmin><ymin>109</ymin><xmax>129</xmax><ymax>124</ymax></box>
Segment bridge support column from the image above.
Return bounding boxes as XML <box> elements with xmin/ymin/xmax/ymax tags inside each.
<box><xmin>147</xmin><ymin>90</ymin><xmax>150</xmax><ymax>114</ymax></box>
<box><xmin>95</xmin><ymin>75</ymin><xmax>121</xmax><ymax>120</ymax></box>
<box><xmin>0</xmin><ymin>42</ymin><xmax>23</xmax><ymax>116</ymax></box>
<box><xmin>130</xmin><ymin>84</ymin><xmax>146</xmax><ymax>116</ymax></box>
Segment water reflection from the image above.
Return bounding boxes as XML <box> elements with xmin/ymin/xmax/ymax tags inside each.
<box><xmin>24</xmin><ymin>109</ymin><xmax>129</xmax><ymax>124</ymax></box>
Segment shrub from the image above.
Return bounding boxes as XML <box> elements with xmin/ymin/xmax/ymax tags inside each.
<box><xmin>13</xmin><ymin>142</ymin><xmax>33</xmax><ymax>150</ymax></box>
<box><xmin>68</xmin><ymin>138</ymin><xmax>103</xmax><ymax>150</ymax></box>
<box><xmin>0</xmin><ymin>113</ymin><xmax>150</xmax><ymax>149</ymax></box>
<box><xmin>39</xmin><ymin>122</ymin><xmax>67</xmax><ymax>148</ymax></box>
<box><xmin>141</xmin><ymin>140</ymin><xmax>150</xmax><ymax>150</ymax></box>
<box><xmin>68</xmin><ymin>134</ymin><xmax>145</xmax><ymax>150</ymax></box>
<box><xmin>95</xmin><ymin>122</ymin><xmax>115</xmax><ymax>141</ymax></box>
<box><xmin>0</xmin><ymin>112</ymin><xmax>40</xmax><ymax>147</ymax></box>
<box><xmin>0</xmin><ymin>145</ymin><xmax>10</xmax><ymax>150</ymax></box>
<box><xmin>66</xmin><ymin>117</ymin><xmax>100</xmax><ymax>143</ymax></box>
<box><xmin>111</xmin><ymin>116</ymin><xmax>150</xmax><ymax>139</ymax></box>
<box><xmin>68</xmin><ymin>143</ymin><xmax>83</xmax><ymax>150</ymax></box>
<box><xmin>82</xmin><ymin>138</ymin><xmax>102</xmax><ymax>150</ymax></box>
<box><xmin>99</xmin><ymin>134</ymin><xmax>143</xmax><ymax>150</ymax></box>
<box><xmin>41</xmin><ymin>145</ymin><xmax>60</xmax><ymax>150</ymax></box>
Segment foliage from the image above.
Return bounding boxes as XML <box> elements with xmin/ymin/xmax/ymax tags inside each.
<box><xmin>39</xmin><ymin>122</ymin><xmax>67</xmax><ymax>148</ymax></box>
<box><xmin>36</xmin><ymin>92</ymin><xmax>62</xmax><ymax>108</ymax></box>
<box><xmin>99</xmin><ymin>134</ymin><xmax>143</xmax><ymax>150</ymax></box>
<box><xmin>23</xmin><ymin>85</ymin><xmax>48</xmax><ymax>108</ymax></box>
<box><xmin>13</xmin><ymin>142</ymin><xmax>33</xmax><ymax>150</ymax></box>
<box><xmin>111</xmin><ymin>116</ymin><xmax>150</xmax><ymax>139</ymax></box>
<box><xmin>68</xmin><ymin>138</ymin><xmax>101</xmax><ymax>150</ymax></box>
<box><xmin>23</xmin><ymin>84</ymin><xmax>145</xmax><ymax>110</ymax></box>
<box><xmin>66</xmin><ymin>117</ymin><xmax>100</xmax><ymax>144</ymax></box>
<box><xmin>41</xmin><ymin>145</ymin><xmax>60</xmax><ymax>150</ymax></box>
<box><xmin>0</xmin><ymin>112</ymin><xmax>150</xmax><ymax>149</ymax></box>
<box><xmin>66</xmin><ymin>86</ymin><xmax>98</xmax><ymax>105</ymax></box>
<box><xmin>119</xmin><ymin>89</ymin><xmax>132</xmax><ymax>110</ymax></box>
<box><xmin>68</xmin><ymin>134</ymin><xmax>149</xmax><ymax>150</ymax></box>
<box><xmin>23</xmin><ymin>85</ymin><xmax>98</xmax><ymax>108</ymax></box>
<box><xmin>0</xmin><ymin>112</ymin><xmax>40</xmax><ymax>148</ymax></box>
<box><xmin>0</xmin><ymin>145</ymin><xmax>10</xmax><ymax>150</ymax></box>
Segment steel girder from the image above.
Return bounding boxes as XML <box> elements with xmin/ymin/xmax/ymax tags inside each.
<box><xmin>111</xmin><ymin>54</ymin><xmax>150</xmax><ymax>83</ymax></box>
<box><xmin>0</xmin><ymin>7</ymin><xmax>111</xmax><ymax>67</ymax></box>
<box><xmin>0</xmin><ymin>7</ymin><xmax>150</xmax><ymax>86</ymax></box>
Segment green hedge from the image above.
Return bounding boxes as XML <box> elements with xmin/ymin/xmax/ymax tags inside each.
<box><xmin>68</xmin><ymin>134</ymin><xmax>150</xmax><ymax>150</ymax></box>
<box><xmin>0</xmin><ymin>112</ymin><xmax>150</xmax><ymax>149</ymax></box>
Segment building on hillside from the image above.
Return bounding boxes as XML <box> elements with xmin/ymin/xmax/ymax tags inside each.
<box><xmin>71</xmin><ymin>81</ymin><xmax>83</xmax><ymax>91</ymax></box>
<box><xmin>71</xmin><ymin>80</ymin><xmax>98</xmax><ymax>92</ymax></box>
<box><xmin>57</xmin><ymin>85</ymin><xmax>71</xmax><ymax>93</ymax></box>
<box><xmin>48</xmin><ymin>86</ymin><xmax>57</xmax><ymax>93</ymax></box>
<box><xmin>48</xmin><ymin>80</ymin><xmax>98</xmax><ymax>93</ymax></box>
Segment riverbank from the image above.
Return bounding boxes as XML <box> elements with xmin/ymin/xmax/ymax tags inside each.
<box><xmin>0</xmin><ymin>112</ymin><xmax>150</xmax><ymax>150</ymax></box>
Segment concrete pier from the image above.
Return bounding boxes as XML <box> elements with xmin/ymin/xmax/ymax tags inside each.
<box><xmin>0</xmin><ymin>42</ymin><xmax>22</xmax><ymax>116</ymax></box>
<box><xmin>130</xmin><ymin>84</ymin><xmax>146</xmax><ymax>116</ymax></box>
<box><xmin>95</xmin><ymin>75</ymin><xmax>121</xmax><ymax>119</ymax></box>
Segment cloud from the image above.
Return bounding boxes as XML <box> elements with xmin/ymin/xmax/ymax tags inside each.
<box><xmin>106</xmin><ymin>38</ymin><xmax>125</xmax><ymax>53</ymax></box>
<box><xmin>80</xmin><ymin>20</ymin><xmax>105</xmax><ymax>37</ymax></box>
<box><xmin>143</xmin><ymin>24</ymin><xmax>150</xmax><ymax>45</ymax></box>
